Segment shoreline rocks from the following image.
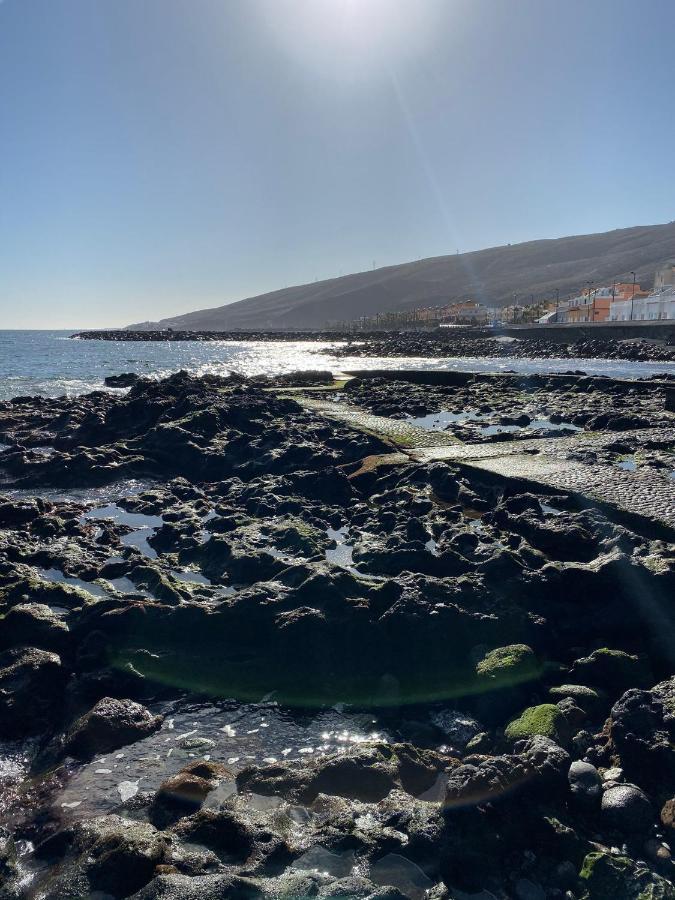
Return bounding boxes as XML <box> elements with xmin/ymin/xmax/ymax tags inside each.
<box><xmin>0</xmin><ymin>371</ymin><xmax>673</xmax><ymax>898</ymax></box>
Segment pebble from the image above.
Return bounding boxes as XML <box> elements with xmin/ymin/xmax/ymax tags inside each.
<box><xmin>644</xmin><ymin>838</ymin><xmax>671</xmax><ymax>863</ymax></box>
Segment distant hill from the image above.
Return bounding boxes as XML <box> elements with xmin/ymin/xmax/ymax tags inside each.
<box><xmin>128</xmin><ymin>221</ymin><xmax>675</xmax><ymax>330</ymax></box>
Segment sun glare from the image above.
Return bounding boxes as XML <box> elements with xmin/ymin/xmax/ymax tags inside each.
<box><xmin>260</xmin><ymin>0</ymin><xmax>441</xmax><ymax>78</ymax></box>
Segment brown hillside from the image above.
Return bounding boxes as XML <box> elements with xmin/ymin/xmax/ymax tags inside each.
<box><xmin>129</xmin><ymin>221</ymin><xmax>675</xmax><ymax>330</ymax></box>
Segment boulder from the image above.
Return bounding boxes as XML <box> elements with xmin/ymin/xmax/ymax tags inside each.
<box><xmin>0</xmin><ymin>603</ymin><xmax>70</xmax><ymax>653</ymax></box>
<box><xmin>601</xmin><ymin>783</ymin><xmax>654</xmax><ymax>833</ymax></box>
<box><xmin>475</xmin><ymin>644</ymin><xmax>540</xmax><ymax>689</ymax></box>
<box><xmin>607</xmin><ymin>688</ymin><xmax>675</xmax><ymax>789</ymax></box>
<box><xmin>63</xmin><ymin>697</ymin><xmax>163</xmax><ymax>759</ymax></box>
<box><xmin>0</xmin><ymin>646</ymin><xmax>67</xmax><ymax>738</ymax></box>
<box><xmin>504</xmin><ymin>704</ymin><xmax>570</xmax><ymax>745</ymax></box>
<box><xmin>104</xmin><ymin>373</ymin><xmax>142</xmax><ymax>388</ymax></box>
<box><xmin>571</xmin><ymin>648</ymin><xmax>651</xmax><ymax>692</ymax></box>
<box><xmin>150</xmin><ymin>760</ymin><xmax>232</xmax><ymax>827</ymax></box>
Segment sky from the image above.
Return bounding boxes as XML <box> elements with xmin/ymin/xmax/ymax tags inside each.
<box><xmin>1</xmin><ymin>0</ymin><xmax>675</xmax><ymax>327</ymax></box>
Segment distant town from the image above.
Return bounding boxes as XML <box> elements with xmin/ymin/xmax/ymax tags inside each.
<box><xmin>339</xmin><ymin>260</ymin><xmax>675</xmax><ymax>330</ymax></box>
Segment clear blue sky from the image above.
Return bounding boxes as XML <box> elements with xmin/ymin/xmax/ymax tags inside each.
<box><xmin>2</xmin><ymin>0</ymin><xmax>675</xmax><ymax>327</ymax></box>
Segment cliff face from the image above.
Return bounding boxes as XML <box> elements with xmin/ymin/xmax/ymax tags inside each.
<box><xmin>128</xmin><ymin>221</ymin><xmax>675</xmax><ymax>330</ymax></box>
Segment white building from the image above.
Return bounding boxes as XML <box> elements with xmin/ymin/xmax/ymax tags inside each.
<box><xmin>609</xmin><ymin>287</ymin><xmax>675</xmax><ymax>321</ymax></box>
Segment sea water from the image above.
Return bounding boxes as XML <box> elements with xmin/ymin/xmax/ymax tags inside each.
<box><xmin>2</xmin><ymin>330</ymin><xmax>675</xmax><ymax>401</ymax></box>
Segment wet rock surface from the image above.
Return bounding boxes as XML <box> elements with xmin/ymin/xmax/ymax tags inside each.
<box><xmin>0</xmin><ymin>371</ymin><xmax>674</xmax><ymax>898</ymax></box>
<box><xmin>339</xmin><ymin>371</ymin><xmax>675</xmax><ymax>443</ymax></box>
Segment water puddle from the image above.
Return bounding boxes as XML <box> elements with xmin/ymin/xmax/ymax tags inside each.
<box><xmin>404</xmin><ymin>410</ymin><xmax>473</xmax><ymax>431</ymax></box>
<box><xmin>425</xmin><ymin>538</ymin><xmax>440</xmax><ymax>556</ymax></box>
<box><xmin>325</xmin><ymin>526</ymin><xmax>354</xmax><ymax>568</ymax></box>
<box><xmin>370</xmin><ymin>853</ymin><xmax>433</xmax><ymax>900</ymax></box>
<box><xmin>1</xmin><ymin>479</ymin><xmax>156</xmax><ymax>503</ymax></box>
<box><xmin>292</xmin><ymin>846</ymin><xmax>356</xmax><ymax>878</ymax></box>
<box><xmin>405</xmin><ymin>409</ymin><xmax>581</xmax><ymax>439</ymax></box>
<box><xmin>81</xmin><ymin>504</ymin><xmax>163</xmax><ymax>559</ymax></box>
<box><xmin>106</xmin><ymin>576</ymin><xmax>156</xmax><ymax>599</ymax></box>
<box><xmin>261</xmin><ymin>545</ymin><xmax>296</xmax><ymax>563</ymax></box>
<box><xmin>35</xmin><ymin>567</ymin><xmax>111</xmax><ymax>600</ymax></box>
<box><xmin>616</xmin><ymin>457</ymin><xmax>637</xmax><ymax>472</ymax></box>
<box><xmin>51</xmin><ymin>700</ymin><xmax>391</xmax><ymax>821</ymax></box>
<box><xmin>539</xmin><ymin>501</ymin><xmax>565</xmax><ymax>516</ymax></box>
<box><xmin>169</xmin><ymin>569</ymin><xmax>212</xmax><ymax>586</ymax></box>
<box><xmin>480</xmin><ymin>417</ymin><xmax>581</xmax><ymax>437</ymax></box>
<box><xmin>31</xmin><ymin>446</ymin><xmax>55</xmax><ymax>457</ymax></box>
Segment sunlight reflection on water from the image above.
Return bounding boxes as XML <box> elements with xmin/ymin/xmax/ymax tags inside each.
<box><xmin>2</xmin><ymin>331</ymin><xmax>675</xmax><ymax>401</ymax></box>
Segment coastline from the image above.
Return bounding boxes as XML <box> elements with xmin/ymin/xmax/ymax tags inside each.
<box><xmin>0</xmin><ymin>365</ymin><xmax>674</xmax><ymax>897</ymax></box>
<box><xmin>72</xmin><ymin>327</ymin><xmax>675</xmax><ymax>364</ymax></box>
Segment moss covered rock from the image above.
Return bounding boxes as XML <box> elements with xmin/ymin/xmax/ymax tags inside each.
<box><xmin>475</xmin><ymin>644</ymin><xmax>539</xmax><ymax>689</ymax></box>
<box><xmin>548</xmin><ymin>684</ymin><xmax>606</xmax><ymax>717</ymax></box>
<box><xmin>579</xmin><ymin>850</ymin><xmax>675</xmax><ymax>899</ymax></box>
<box><xmin>579</xmin><ymin>851</ymin><xmax>633</xmax><ymax>899</ymax></box>
<box><xmin>504</xmin><ymin>703</ymin><xmax>568</xmax><ymax>744</ymax></box>
<box><xmin>571</xmin><ymin>648</ymin><xmax>651</xmax><ymax>692</ymax></box>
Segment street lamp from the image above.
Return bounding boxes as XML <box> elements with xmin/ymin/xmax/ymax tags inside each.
<box><xmin>630</xmin><ymin>271</ymin><xmax>636</xmax><ymax>321</ymax></box>
<box><xmin>554</xmin><ymin>288</ymin><xmax>560</xmax><ymax>322</ymax></box>
<box><xmin>585</xmin><ymin>281</ymin><xmax>593</xmax><ymax>323</ymax></box>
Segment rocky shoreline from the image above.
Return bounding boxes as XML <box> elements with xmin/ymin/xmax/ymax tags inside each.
<box><xmin>71</xmin><ymin>329</ymin><xmax>675</xmax><ymax>364</ymax></box>
<box><xmin>328</xmin><ymin>334</ymin><xmax>675</xmax><ymax>365</ymax></box>
<box><xmin>0</xmin><ymin>369</ymin><xmax>674</xmax><ymax>899</ymax></box>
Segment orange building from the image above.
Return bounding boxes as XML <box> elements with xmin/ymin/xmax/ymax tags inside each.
<box><xmin>563</xmin><ymin>282</ymin><xmax>647</xmax><ymax>322</ymax></box>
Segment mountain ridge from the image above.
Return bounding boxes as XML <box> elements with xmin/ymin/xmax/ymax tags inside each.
<box><xmin>128</xmin><ymin>221</ymin><xmax>675</xmax><ymax>330</ymax></box>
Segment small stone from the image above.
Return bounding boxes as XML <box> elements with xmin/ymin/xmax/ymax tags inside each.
<box><xmin>465</xmin><ymin>731</ymin><xmax>492</xmax><ymax>754</ymax></box>
<box><xmin>602</xmin><ymin>767</ymin><xmax>624</xmax><ymax>783</ymax></box>
<box><xmin>430</xmin><ymin>709</ymin><xmax>481</xmax><ymax>748</ymax></box>
<box><xmin>661</xmin><ymin>798</ymin><xmax>675</xmax><ymax>830</ymax></box>
<box><xmin>568</xmin><ymin>760</ymin><xmax>602</xmax><ymax>806</ymax></box>
<box><xmin>644</xmin><ymin>838</ymin><xmax>671</xmax><ymax>863</ymax></box>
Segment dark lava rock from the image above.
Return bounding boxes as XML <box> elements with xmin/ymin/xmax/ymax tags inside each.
<box><xmin>601</xmin><ymin>783</ymin><xmax>654</xmax><ymax>833</ymax></box>
<box><xmin>571</xmin><ymin>648</ymin><xmax>651</xmax><ymax>692</ymax></box>
<box><xmin>606</xmin><ymin>687</ymin><xmax>675</xmax><ymax>789</ymax></box>
<box><xmin>237</xmin><ymin>743</ymin><xmax>444</xmax><ymax>806</ymax></box>
<box><xmin>150</xmin><ymin>761</ymin><xmax>232</xmax><ymax>828</ymax></box>
<box><xmin>171</xmin><ymin>808</ymin><xmax>256</xmax><ymax>865</ymax></box>
<box><xmin>0</xmin><ymin>498</ymin><xmax>41</xmax><ymax>527</ymax></box>
<box><xmin>127</xmin><ymin>873</ymin><xmax>255</xmax><ymax>899</ymax></box>
<box><xmin>104</xmin><ymin>372</ymin><xmax>142</xmax><ymax>388</ymax></box>
<box><xmin>445</xmin><ymin>736</ymin><xmax>570</xmax><ymax>809</ymax></box>
<box><xmin>0</xmin><ymin>646</ymin><xmax>67</xmax><ymax>738</ymax></box>
<box><xmin>63</xmin><ymin>697</ymin><xmax>164</xmax><ymax>759</ymax></box>
<box><xmin>0</xmin><ymin>603</ymin><xmax>70</xmax><ymax>654</ymax></box>
<box><xmin>568</xmin><ymin>760</ymin><xmax>602</xmax><ymax>807</ymax></box>
<box><xmin>39</xmin><ymin>815</ymin><xmax>169</xmax><ymax>899</ymax></box>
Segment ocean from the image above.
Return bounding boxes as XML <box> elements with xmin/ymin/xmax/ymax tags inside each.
<box><xmin>2</xmin><ymin>330</ymin><xmax>675</xmax><ymax>402</ymax></box>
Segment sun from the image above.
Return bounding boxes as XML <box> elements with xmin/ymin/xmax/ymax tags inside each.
<box><xmin>259</xmin><ymin>0</ymin><xmax>441</xmax><ymax>79</ymax></box>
